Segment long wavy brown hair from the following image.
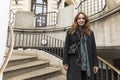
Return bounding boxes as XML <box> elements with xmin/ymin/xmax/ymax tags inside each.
<box><xmin>69</xmin><ymin>12</ymin><xmax>91</xmax><ymax>36</ymax></box>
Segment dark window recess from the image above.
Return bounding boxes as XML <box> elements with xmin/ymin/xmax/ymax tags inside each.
<box><xmin>64</xmin><ymin>2</ymin><xmax>69</xmax><ymax>7</ymax></box>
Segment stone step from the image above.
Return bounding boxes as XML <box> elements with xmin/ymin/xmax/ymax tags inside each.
<box><xmin>46</xmin><ymin>75</ymin><xmax>66</xmax><ymax>80</ymax></box>
<box><xmin>7</xmin><ymin>55</ymin><xmax>37</xmax><ymax>67</ymax></box>
<box><xmin>4</xmin><ymin>60</ymin><xmax>49</xmax><ymax>79</ymax></box>
<box><xmin>5</xmin><ymin>60</ymin><xmax>49</xmax><ymax>72</ymax></box>
<box><xmin>7</xmin><ymin>67</ymin><xmax>61</xmax><ymax>80</ymax></box>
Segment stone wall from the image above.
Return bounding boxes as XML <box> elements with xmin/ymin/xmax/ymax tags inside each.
<box><xmin>15</xmin><ymin>11</ymin><xmax>34</xmax><ymax>28</ymax></box>
<box><xmin>90</xmin><ymin>0</ymin><xmax>120</xmax><ymax>46</ymax></box>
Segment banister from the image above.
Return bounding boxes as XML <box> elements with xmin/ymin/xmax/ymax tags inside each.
<box><xmin>75</xmin><ymin>0</ymin><xmax>87</xmax><ymax>9</ymax></box>
<box><xmin>98</xmin><ymin>56</ymin><xmax>120</xmax><ymax>75</ymax></box>
<box><xmin>0</xmin><ymin>24</ymin><xmax>14</xmax><ymax>74</ymax></box>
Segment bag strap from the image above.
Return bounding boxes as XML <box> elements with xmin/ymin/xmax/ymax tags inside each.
<box><xmin>75</xmin><ymin>31</ymin><xmax>81</xmax><ymax>47</ymax></box>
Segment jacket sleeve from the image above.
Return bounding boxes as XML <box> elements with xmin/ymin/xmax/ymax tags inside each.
<box><xmin>92</xmin><ymin>31</ymin><xmax>99</xmax><ymax>67</ymax></box>
<box><xmin>63</xmin><ymin>31</ymin><xmax>71</xmax><ymax>65</ymax></box>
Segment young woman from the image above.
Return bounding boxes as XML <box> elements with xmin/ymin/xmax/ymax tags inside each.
<box><xmin>63</xmin><ymin>12</ymin><xmax>99</xmax><ymax>80</ymax></box>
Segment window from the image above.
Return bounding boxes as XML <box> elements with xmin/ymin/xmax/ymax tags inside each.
<box><xmin>31</xmin><ymin>0</ymin><xmax>47</xmax><ymax>27</ymax></box>
<box><xmin>31</xmin><ymin>0</ymin><xmax>47</xmax><ymax>15</ymax></box>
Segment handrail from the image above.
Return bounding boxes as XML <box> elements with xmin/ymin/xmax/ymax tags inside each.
<box><xmin>98</xmin><ymin>56</ymin><xmax>120</xmax><ymax>74</ymax></box>
<box><xmin>13</xmin><ymin>27</ymin><xmax>68</xmax><ymax>33</ymax></box>
<box><xmin>90</xmin><ymin>6</ymin><xmax>120</xmax><ymax>23</ymax></box>
<box><xmin>75</xmin><ymin>0</ymin><xmax>87</xmax><ymax>9</ymax></box>
<box><xmin>0</xmin><ymin>24</ymin><xmax>14</xmax><ymax>74</ymax></box>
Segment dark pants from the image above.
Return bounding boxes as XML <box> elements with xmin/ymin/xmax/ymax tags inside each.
<box><xmin>81</xmin><ymin>71</ymin><xmax>97</xmax><ymax>80</ymax></box>
<box><xmin>81</xmin><ymin>71</ymin><xmax>86</xmax><ymax>80</ymax></box>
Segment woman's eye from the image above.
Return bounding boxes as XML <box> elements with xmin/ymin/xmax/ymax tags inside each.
<box><xmin>82</xmin><ymin>18</ymin><xmax>85</xmax><ymax>19</ymax></box>
<box><xmin>78</xmin><ymin>17</ymin><xmax>85</xmax><ymax>20</ymax></box>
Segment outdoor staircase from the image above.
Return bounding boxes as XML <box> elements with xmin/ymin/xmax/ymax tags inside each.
<box><xmin>3</xmin><ymin>55</ymin><xmax>66</xmax><ymax>80</ymax></box>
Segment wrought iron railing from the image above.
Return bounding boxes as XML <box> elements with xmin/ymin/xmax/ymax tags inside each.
<box><xmin>76</xmin><ymin>0</ymin><xmax>106</xmax><ymax>16</ymax></box>
<box><xmin>97</xmin><ymin>57</ymin><xmax>120</xmax><ymax>80</ymax></box>
<box><xmin>35</xmin><ymin>11</ymin><xmax>58</xmax><ymax>27</ymax></box>
<box><xmin>7</xmin><ymin>28</ymin><xmax>64</xmax><ymax>59</ymax></box>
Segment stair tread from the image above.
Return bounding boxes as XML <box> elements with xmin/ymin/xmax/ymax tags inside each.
<box><xmin>9</xmin><ymin>55</ymin><xmax>37</xmax><ymax>61</ymax></box>
<box><xmin>7</xmin><ymin>67</ymin><xmax>60</xmax><ymax>80</ymax></box>
<box><xmin>46</xmin><ymin>75</ymin><xmax>66</xmax><ymax>80</ymax></box>
<box><xmin>4</xmin><ymin>60</ymin><xmax>49</xmax><ymax>72</ymax></box>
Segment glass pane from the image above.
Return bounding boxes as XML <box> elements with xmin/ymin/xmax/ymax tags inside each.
<box><xmin>43</xmin><ymin>7</ymin><xmax>46</xmax><ymax>13</ymax></box>
<box><xmin>36</xmin><ymin>6</ymin><xmax>42</xmax><ymax>14</ymax></box>
<box><xmin>36</xmin><ymin>0</ymin><xmax>42</xmax><ymax>3</ymax></box>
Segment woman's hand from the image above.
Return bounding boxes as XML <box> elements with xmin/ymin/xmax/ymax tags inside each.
<box><xmin>63</xmin><ymin>65</ymin><xmax>68</xmax><ymax>71</ymax></box>
<box><xmin>93</xmin><ymin>66</ymin><xmax>98</xmax><ymax>74</ymax></box>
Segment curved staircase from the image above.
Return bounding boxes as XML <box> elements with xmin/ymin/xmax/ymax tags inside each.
<box><xmin>3</xmin><ymin>54</ymin><xmax>66</xmax><ymax>80</ymax></box>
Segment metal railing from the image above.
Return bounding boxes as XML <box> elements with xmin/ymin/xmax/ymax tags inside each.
<box><xmin>97</xmin><ymin>57</ymin><xmax>120</xmax><ymax>80</ymax></box>
<box><xmin>35</xmin><ymin>11</ymin><xmax>58</xmax><ymax>27</ymax></box>
<box><xmin>90</xmin><ymin>6</ymin><xmax>120</xmax><ymax>23</ymax></box>
<box><xmin>0</xmin><ymin>24</ymin><xmax>14</xmax><ymax>74</ymax></box>
<box><xmin>7</xmin><ymin>28</ymin><xmax>64</xmax><ymax>59</ymax></box>
<box><xmin>76</xmin><ymin>0</ymin><xmax>106</xmax><ymax>16</ymax></box>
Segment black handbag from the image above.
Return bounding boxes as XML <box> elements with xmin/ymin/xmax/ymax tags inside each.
<box><xmin>68</xmin><ymin>31</ymin><xmax>81</xmax><ymax>54</ymax></box>
<box><xmin>68</xmin><ymin>42</ymin><xmax>80</xmax><ymax>54</ymax></box>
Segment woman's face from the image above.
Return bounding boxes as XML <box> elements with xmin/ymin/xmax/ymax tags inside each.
<box><xmin>77</xmin><ymin>14</ymin><xmax>86</xmax><ymax>27</ymax></box>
